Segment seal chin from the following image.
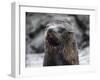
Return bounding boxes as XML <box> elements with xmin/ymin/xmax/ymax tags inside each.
<box><xmin>46</xmin><ymin>32</ymin><xmax>60</xmax><ymax>47</ymax></box>
<box><xmin>47</xmin><ymin>36</ymin><xmax>60</xmax><ymax>46</ymax></box>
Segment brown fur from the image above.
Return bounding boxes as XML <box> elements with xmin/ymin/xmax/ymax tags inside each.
<box><xmin>43</xmin><ymin>20</ymin><xmax>79</xmax><ymax>66</ymax></box>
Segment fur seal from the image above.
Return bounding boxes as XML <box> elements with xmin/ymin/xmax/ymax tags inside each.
<box><xmin>43</xmin><ymin>20</ymin><xmax>79</xmax><ymax>66</ymax></box>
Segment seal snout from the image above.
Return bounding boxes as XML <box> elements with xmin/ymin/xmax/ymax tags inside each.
<box><xmin>46</xmin><ymin>27</ymin><xmax>67</xmax><ymax>47</ymax></box>
<box><xmin>46</xmin><ymin>32</ymin><xmax>60</xmax><ymax>46</ymax></box>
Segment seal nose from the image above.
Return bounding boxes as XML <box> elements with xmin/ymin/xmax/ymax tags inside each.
<box><xmin>48</xmin><ymin>28</ymin><xmax>53</xmax><ymax>33</ymax></box>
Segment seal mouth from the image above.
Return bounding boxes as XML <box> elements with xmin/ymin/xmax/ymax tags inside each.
<box><xmin>47</xmin><ymin>33</ymin><xmax>60</xmax><ymax>46</ymax></box>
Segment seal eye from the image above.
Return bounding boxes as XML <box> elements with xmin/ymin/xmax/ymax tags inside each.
<box><xmin>48</xmin><ymin>28</ymin><xmax>53</xmax><ymax>33</ymax></box>
<box><xmin>58</xmin><ymin>27</ymin><xmax>66</xmax><ymax>33</ymax></box>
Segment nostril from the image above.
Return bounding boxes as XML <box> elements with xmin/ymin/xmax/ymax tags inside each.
<box><xmin>48</xmin><ymin>29</ymin><xmax>53</xmax><ymax>33</ymax></box>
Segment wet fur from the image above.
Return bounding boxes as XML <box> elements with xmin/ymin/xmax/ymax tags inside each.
<box><xmin>43</xmin><ymin>21</ymin><xmax>79</xmax><ymax>66</ymax></box>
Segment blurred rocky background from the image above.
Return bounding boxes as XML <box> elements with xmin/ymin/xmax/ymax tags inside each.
<box><xmin>25</xmin><ymin>12</ymin><xmax>89</xmax><ymax>67</ymax></box>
